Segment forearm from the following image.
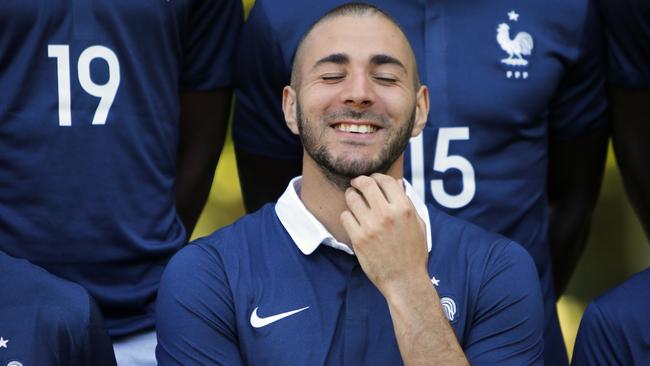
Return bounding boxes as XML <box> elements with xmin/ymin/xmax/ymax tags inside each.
<box><xmin>549</xmin><ymin>202</ymin><xmax>592</xmax><ymax>297</ymax></box>
<box><xmin>384</xmin><ymin>273</ymin><xmax>468</xmax><ymax>366</ymax></box>
<box><xmin>548</xmin><ymin>126</ymin><xmax>609</xmax><ymax>297</ymax></box>
<box><xmin>176</xmin><ymin>89</ymin><xmax>232</xmax><ymax>238</ymax></box>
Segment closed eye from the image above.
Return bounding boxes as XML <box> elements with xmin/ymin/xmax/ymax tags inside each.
<box><xmin>322</xmin><ymin>74</ymin><xmax>345</xmax><ymax>82</ymax></box>
<box><xmin>374</xmin><ymin>76</ymin><xmax>398</xmax><ymax>83</ymax></box>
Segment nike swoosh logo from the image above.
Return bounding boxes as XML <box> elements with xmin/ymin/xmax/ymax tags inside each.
<box><xmin>250</xmin><ymin>306</ymin><xmax>309</xmax><ymax>328</ymax></box>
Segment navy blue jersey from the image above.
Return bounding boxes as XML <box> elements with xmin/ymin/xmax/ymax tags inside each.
<box><xmin>156</xmin><ymin>180</ymin><xmax>544</xmax><ymax>365</ymax></box>
<box><xmin>0</xmin><ymin>251</ymin><xmax>116</xmax><ymax>365</ymax></box>
<box><xmin>572</xmin><ymin>268</ymin><xmax>650</xmax><ymax>366</ymax></box>
<box><xmin>598</xmin><ymin>0</ymin><xmax>650</xmax><ymax>88</ymax></box>
<box><xmin>0</xmin><ymin>0</ymin><xmax>242</xmax><ymax>336</ymax></box>
<box><xmin>233</xmin><ymin>2</ymin><xmax>607</xmax><ymax>362</ymax></box>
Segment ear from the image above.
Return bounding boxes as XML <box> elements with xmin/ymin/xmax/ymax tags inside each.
<box><xmin>411</xmin><ymin>85</ymin><xmax>429</xmax><ymax>137</ymax></box>
<box><xmin>282</xmin><ymin>86</ymin><xmax>300</xmax><ymax>135</ymax></box>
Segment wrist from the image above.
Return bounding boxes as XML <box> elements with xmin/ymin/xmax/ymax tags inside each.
<box><xmin>382</xmin><ymin>270</ymin><xmax>437</xmax><ymax>306</ymax></box>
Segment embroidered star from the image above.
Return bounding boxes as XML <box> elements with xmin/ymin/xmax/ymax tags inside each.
<box><xmin>508</xmin><ymin>11</ymin><xmax>520</xmax><ymax>21</ymax></box>
<box><xmin>0</xmin><ymin>337</ymin><xmax>8</xmax><ymax>348</ymax></box>
<box><xmin>431</xmin><ymin>276</ymin><xmax>441</xmax><ymax>286</ymax></box>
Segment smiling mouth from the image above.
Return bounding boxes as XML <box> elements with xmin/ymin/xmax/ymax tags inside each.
<box><xmin>332</xmin><ymin>123</ymin><xmax>378</xmax><ymax>134</ymax></box>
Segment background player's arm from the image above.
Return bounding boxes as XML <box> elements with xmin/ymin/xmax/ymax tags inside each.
<box><xmin>233</xmin><ymin>3</ymin><xmax>302</xmax><ymax>213</ymax></box>
<box><xmin>176</xmin><ymin>90</ymin><xmax>232</xmax><ymax>237</ymax></box>
<box><xmin>549</xmin><ymin>125</ymin><xmax>609</xmax><ymax>297</ymax></box>
<box><xmin>547</xmin><ymin>0</ymin><xmax>609</xmax><ymax>297</ymax></box>
<box><xmin>610</xmin><ymin>87</ymin><xmax>650</xmax><ymax>239</ymax></box>
<box><xmin>176</xmin><ymin>0</ymin><xmax>242</xmax><ymax>236</ymax></box>
<box><xmin>236</xmin><ymin>149</ymin><xmax>302</xmax><ymax>212</ymax></box>
<box><xmin>341</xmin><ymin>175</ymin><xmax>469</xmax><ymax>365</ymax></box>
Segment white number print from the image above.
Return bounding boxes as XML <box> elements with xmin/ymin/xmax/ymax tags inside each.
<box><xmin>410</xmin><ymin>127</ymin><xmax>476</xmax><ymax>209</ymax></box>
<box><xmin>48</xmin><ymin>44</ymin><xmax>120</xmax><ymax>126</ymax></box>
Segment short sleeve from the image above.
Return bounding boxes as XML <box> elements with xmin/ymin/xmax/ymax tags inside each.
<box><xmin>181</xmin><ymin>0</ymin><xmax>243</xmax><ymax>91</ymax></box>
<box><xmin>232</xmin><ymin>1</ymin><xmax>303</xmax><ymax>159</ymax></box>
<box><xmin>598</xmin><ymin>0</ymin><xmax>650</xmax><ymax>88</ymax></box>
<box><xmin>549</xmin><ymin>0</ymin><xmax>608</xmax><ymax>139</ymax></box>
<box><xmin>464</xmin><ymin>241</ymin><xmax>544</xmax><ymax>365</ymax></box>
<box><xmin>156</xmin><ymin>240</ymin><xmax>243</xmax><ymax>366</ymax></box>
<box><xmin>571</xmin><ymin>301</ymin><xmax>627</xmax><ymax>366</ymax></box>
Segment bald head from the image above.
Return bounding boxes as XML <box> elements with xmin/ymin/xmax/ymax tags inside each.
<box><xmin>290</xmin><ymin>3</ymin><xmax>420</xmax><ymax>89</ymax></box>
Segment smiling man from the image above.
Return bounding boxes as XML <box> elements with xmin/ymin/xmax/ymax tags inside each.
<box><xmin>156</xmin><ymin>4</ymin><xmax>544</xmax><ymax>365</ymax></box>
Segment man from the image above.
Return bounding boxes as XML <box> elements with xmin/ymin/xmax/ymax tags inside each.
<box><xmin>0</xmin><ymin>0</ymin><xmax>241</xmax><ymax>364</ymax></box>
<box><xmin>0</xmin><ymin>250</ymin><xmax>116</xmax><ymax>365</ymax></box>
<box><xmin>233</xmin><ymin>1</ymin><xmax>609</xmax><ymax>363</ymax></box>
<box><xmin>571</xmin><ymin>267</ymin><xmax>650</xmax><ymax>365</ymax></box>
<box><xmin>157</xmin><ymin>4</ymin><xmax>544</xmax><ymax>365</ymax></box>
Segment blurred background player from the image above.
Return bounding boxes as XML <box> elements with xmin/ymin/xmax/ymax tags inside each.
<box><xmin>571</xmin><ymin>267</ymin><xmax>650</xmax><ymax>365</ymax></box>
<box><xmin>569</xmin><ymin>2</ymin><xmax>650</xmax><ymax>364</ymax></box>
<box><xmin>0</xmin><ymin>250</ymin><xmax>117</xmax><ymax>365</ymax></box>
<box><xmin>602</xmin><ymin>0</ymin><xmax>650</xmax><ymax>239</ymax></box>
<box><xmin>0</xmin><ymin>1</ymin><xmax>242</xmax><ymax>364</ymax></box>
<box><xmin>232</xmin><ymin>0</ymin><xmax>609</xmax><ymax>364</ymax></box>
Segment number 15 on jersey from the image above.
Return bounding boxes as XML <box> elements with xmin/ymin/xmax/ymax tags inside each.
<box><xmin>409</xmin><ymin>127</ymin><xmax>476</xmax><ymax>209</ymax></box>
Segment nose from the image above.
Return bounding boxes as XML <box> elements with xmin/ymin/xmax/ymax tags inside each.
<box><xmin>340</xmin><ymin>72</ymin><xmax>375</xmax><ymax>108</ymax></box>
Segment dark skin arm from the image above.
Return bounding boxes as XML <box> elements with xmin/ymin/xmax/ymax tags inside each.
<box><xmin>235</xmin><ymin>148</ymin><xmax>302</xmax><ymax>213</ymax></box>
<box><xmin>549</xmin><ymin>125</ymin><xmax>609</xmax><ymax>298</ymax></box>
<box><xmin>610</xmin><ymin>86</ymin><xmax>650</xmax><ymax>239</ymax></box>
<box><xmin>176</xmin><ymin>89</ymin><xmax>232</xmax><ymax>239</ymax></box>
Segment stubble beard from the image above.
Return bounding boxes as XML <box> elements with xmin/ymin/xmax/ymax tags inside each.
<box><xmin>296</xmin><ymin>101</ymin><xmax>415</xmax><ymax>191</ymax></box>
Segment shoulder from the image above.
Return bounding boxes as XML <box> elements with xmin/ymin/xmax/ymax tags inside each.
<box><xmin>584</xmin><ymin>268</ymin><xmax>650</xmax><ymax>332</ymax></box>
<box><xmin>427</xmin><ymin>205</ymin><xmax>540</xmax><ymax>300</ymax></box>
<box><xmin>162</xmin><ymin>204</ymin><xmax>281</xmax><ymax>284</ymax></box>
<box><xmin>0</xmin><ymin>252</ymin><xmax>95</xmax><ymax>336</ymax></box>
<box><xmin>428</xmin><ymin>205</ymin><xmax>531</xmax><ymax>263</ymax></box>
<box><xmin>573</xmin><ymin>268</ymin><xmax>650</xmax><ymax>365</ymax></box>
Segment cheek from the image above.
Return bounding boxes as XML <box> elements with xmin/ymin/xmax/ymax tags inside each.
<box><xmin>378</xmin><ymin>89</ymin><xmax>415</xmax><ymax>118</ymax></box>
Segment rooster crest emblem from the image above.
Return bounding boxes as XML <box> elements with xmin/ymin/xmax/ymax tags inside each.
<box><xmin>497</xmin><ymin>22</ymin><xmax>534</xmax><ymax>66</ymax></box>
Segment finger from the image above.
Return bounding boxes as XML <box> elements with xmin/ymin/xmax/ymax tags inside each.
<box><xmin>344</xmin><ymin>187</ymin><xmax>372</xmax><ymax>222</ymax></box>
<box><xmin>340</xmin><ymin>209</ymin><xmax>362</xmax><ymax>243</ymax></box>
<box><xmin>370</xmin><ymin>173</ymin><xmax>407</xmax><ymax>205</ymax></box>
<box><xmin>350</xmin><ymin>175</ymin><xmax>387</xmax><ymax>210</ymax></box>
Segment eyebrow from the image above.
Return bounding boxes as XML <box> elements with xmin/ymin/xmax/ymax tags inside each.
<box><xmin>311</xmin><ymin>53</ymin><xmax>407</xmax><ymax>72</ymax></box>
<box><xmin>312</xmin><ymin>53</ymin><xmax>349</xmax><ymax>70</ymax></box>
<box><xmin>369</xmin><ymin>54</ymin><xmax>406</xmax><ymax>72</ymax></box>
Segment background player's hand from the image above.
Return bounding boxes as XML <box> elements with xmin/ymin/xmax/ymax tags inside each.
<box><xmin>340</xmin><ymin>174</ymin><xmax>429</xmax><ymax>298</ymax></box>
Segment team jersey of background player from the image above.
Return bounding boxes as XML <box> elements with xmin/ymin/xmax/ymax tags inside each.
<box><xmin>598</xmin><ymin>0</ymin><xmax>650</xmax><ymax>88</ymax></box>
<box><xmin>0</xmin><ymin>0</ymin><xmax>241</xmax><ymax>337</ymax></box>
<box><xmin>571</xmin><ymin>268</ymin><xmax>650</xmax><ymax>365</ymax></box>
<box><xmin>233</xmin><ymin>1</ymin><xmax>607</xmax><ymax>364</ymax></box>
<box><xmin>156</xmin><ymin>179</ymin><xmax>544</xmax><ymax>365</ymax></box>
<box><xmin>0</xmin><ymin>251</ymin><xmax>116</xmax><ymax>365</ymax></box>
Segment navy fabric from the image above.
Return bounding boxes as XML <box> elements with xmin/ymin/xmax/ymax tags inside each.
<box><xmin>0</xmin><ymin>250</ymin><xmax>116</xmax><ymax>365</ymax></box>
<box><xmin>232</xmin><ymin>1</ymin><xmax>608</xmax><ymax>363</ymax></box>
<box><xmin>572</xmin><ymin>268</ymin><xmax>650</xmax><ymax>366</ymax></box>
<box><xmin>156</xmin><ymin>204</ymin><xmax>544</xmax><ymax>365</ymax></box>
<box><xmin>598</xmin><ymin>0</ymin><xmax>650</xmax><ymax>88</ymax></box>
<box><xmin>0</xmin><ymin>0</ymin><xmax>242</xmax><ymax>337</ymax></box>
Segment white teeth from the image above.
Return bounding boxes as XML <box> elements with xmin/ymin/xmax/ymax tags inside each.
<box><xmin>334</xmin><ymin>123</ymin><xmax>377</xmax><ymax>133</ymax></box>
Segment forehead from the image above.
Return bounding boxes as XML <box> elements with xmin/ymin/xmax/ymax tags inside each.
<box><xmin>300</xmin><ymin>15</ymin><xmax>414</xmax><ymax>71</ymax></box>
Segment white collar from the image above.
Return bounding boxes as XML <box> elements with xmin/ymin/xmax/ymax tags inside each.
<box><xmin>275</xmin><ymin>176</ymin><xmax>432</xmax><ymax>256</ymax></box>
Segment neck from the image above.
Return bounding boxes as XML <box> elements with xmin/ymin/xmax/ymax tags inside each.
<box><xmin>299</xmin><ymin>154</ymin><xmax>404</xmax><ymax>246</ymax></box>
